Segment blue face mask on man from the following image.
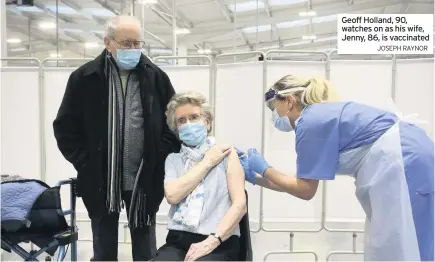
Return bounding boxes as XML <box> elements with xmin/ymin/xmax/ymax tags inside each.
<box><xmin>115</xmin><ymin>49</ymin><xmax>141</xmax><ymax>70</ymax></box>
<box><xmin>179</xmin><ymin>122</ymin><xmax>207</xmax><ymax>147</ymax></box>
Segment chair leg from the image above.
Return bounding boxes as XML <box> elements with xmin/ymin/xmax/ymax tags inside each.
<box><xmin>56</xmin><ymin>246</ymin><xmax>66</xmax><ymax>262</ymax></box>
<box><xmin>70</xmin><ymin>240</ymin><xmax>77</xmax><ymax>261</ymax></box>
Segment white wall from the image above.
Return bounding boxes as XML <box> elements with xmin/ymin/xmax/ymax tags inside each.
<box><xmin>1</xmin><ymin>57</ymin><xmax>433</xmax><ymax>261</ymax></box>
<box><xmin>395</xmin><ymin>58</ymin><xmax>434</xmax><ymax>138</ymax></box>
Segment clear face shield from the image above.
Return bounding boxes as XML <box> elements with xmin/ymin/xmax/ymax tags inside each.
<box><xmin>265</xmin><ymin>87</ymin><xmax>305</xmax><ymax>132</ymax></box>
<box><xmin>264</xmin><ymin>87</ymin><xmax>306</xmax><ymax>110</ymax></box>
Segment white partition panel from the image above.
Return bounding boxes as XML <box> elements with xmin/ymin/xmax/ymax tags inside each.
<box><xmin>157</xmin><ymin>65</ymin><xmax>211</xmax><ymax>219</ymax></box>
<box><xmin>159</xmin><ymin>65</ymin><xmax>211</xmax><ymax>99</ymax></box>
<box><xmin>214</xmin><ymin>62</ymin><xmax>264</xmax><ymax>229</ymax></box>
<box><xmin>395</xmin><ymin>58</ymin><xmax>434</xmax><ymax>138</ymax></box>
<box><xmin>327</xmin><ymin>60</ymin><xmax>394</xmax><ymax>226</ymax></box>
<box><xmin>1</xmin><ymin>67</ymin><xmax>40</xmax><ymax>180</ymax></box>
<box><xmin>44</xmin><ymin>67</ymin><xmax>88</xmax><ymax>214</ymax></box>
<box><xmin>330</xmin><ymin>60</ymin><xmax>393</xmax><ymax>111</ymax></box>
<box><xmin>264</xmin><ymin>61</ymin><xmax>326</xmax><ymax>229</ymax></box>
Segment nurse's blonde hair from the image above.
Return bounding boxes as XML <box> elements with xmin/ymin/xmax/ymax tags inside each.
<box><xmin>269</xmin><ymin>75</ymin><xmax>340</xmax><ymax>110</ymax></box>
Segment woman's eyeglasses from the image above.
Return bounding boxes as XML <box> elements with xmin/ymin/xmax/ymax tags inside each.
<box><xmin>176</xmin><ymin>113</ymin><xmax>202</xmax><ymax>127</ymax></box>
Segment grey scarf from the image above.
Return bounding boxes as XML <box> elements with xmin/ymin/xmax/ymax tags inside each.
<box><xmin>105</xmin><ymin>55</ymin><xmax>151</xmax><ymax>228</ymax></box>
<box><xmin>106</xmin><ymin>57</ymin><xmax>123</xmax><ymax>213</ymax></box>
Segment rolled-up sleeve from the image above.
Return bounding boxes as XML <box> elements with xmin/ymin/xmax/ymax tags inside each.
<box><xmin>164</xmin><ymin>154</ymin><xmax>179</xmax><ymax>185</ymax></box>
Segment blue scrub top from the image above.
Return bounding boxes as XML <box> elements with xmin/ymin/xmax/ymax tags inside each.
<box><xmin>295</xmin><ymin>101</ymin><xmax>398</xmax><ymax>180</ymax></box>
<box><xmin>294</xmin><ymin>102</ymin><xmax>434</xmax><ymax>261</ymax></box>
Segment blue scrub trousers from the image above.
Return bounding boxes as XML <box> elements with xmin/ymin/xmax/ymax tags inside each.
<box><xmin>409</xmin><ymin>190</ymin><xmax>434</xmax><ymax>261</ymax></box>
<box><xmin>400</xmin><ymin>123</ymin><xmax>434</xmax><ymax>261</ymax></box>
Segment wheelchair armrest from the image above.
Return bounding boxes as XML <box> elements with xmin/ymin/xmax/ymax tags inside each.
<box><xmin>55</xmin><ymin>178</ymin><xmax>79</xmax><ymax>216</ymax></box>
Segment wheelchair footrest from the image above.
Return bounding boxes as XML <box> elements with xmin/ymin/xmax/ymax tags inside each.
<box><xmin>54</xmin><ymin>230</ymin><xmax>78</xmax><ymax>246</ymax></box>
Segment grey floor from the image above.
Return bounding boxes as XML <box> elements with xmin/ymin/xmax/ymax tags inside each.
<box><xmin>1</xmin><ymin>220</ymin><xmax>365</xmax><ymax>261</ymax></box>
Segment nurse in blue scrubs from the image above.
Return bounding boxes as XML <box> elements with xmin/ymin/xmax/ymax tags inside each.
<box><xmin>239</xmin><ymin>75</ymin><xmax>434</xmax><ymax>261</ymax></box>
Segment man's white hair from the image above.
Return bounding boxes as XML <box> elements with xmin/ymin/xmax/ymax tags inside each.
<box><xmin>105</xmin><ymin>15</ymin><xmax>142</xmax><ymax>38</ymax></box>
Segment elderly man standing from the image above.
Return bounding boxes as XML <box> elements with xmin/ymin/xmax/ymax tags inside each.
<box><xmin>53</xmin><ymin>15</ymin><xmax>180</xmax><ymax>261</ymax></box>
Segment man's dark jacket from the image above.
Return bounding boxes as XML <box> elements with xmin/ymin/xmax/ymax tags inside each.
<box><xmin>53</xmin><ymin>50</ymin><xmax>180</xmax><ymax>218</ymax></box>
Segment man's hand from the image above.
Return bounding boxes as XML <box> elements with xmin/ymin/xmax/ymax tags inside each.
<box><xmin>184</xmin><ymin>236</ymin><xmax>220</xmax><ymax>261</ymax></box>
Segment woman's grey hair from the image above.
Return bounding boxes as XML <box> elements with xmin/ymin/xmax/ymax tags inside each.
<box><xmin>105</xmin><ymin>15</ymin><xmax>142</xmax><ymax>38</ymax></box>
<box><xmin>166</xmin><ymin>91</ymin><xmax>214</xmax><ymax>135</ymax></box>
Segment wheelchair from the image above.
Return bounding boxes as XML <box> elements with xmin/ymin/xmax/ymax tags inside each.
<box><xmin>1</xmin><ymin>176</ymin><xmax>79</xmax><ymax>261</ymax></box>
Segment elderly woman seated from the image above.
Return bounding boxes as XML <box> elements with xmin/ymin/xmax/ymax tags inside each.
<box><xmin>153</xmin><ymin>91</ymin><xmax>247</xmax><ymax>261</ymax></box>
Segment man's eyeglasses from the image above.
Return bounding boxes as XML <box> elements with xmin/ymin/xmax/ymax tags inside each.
<box><xmin>113</xmin><ymin>40</ymin><xmax>146</xmax><ymax>49</ymax></box>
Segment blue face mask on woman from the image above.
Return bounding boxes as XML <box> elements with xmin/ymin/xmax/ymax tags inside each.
<box><xmin>272</xmin><ymin>109</ymin><xmax>293</xmax><ymax>132</ymax></box>
<box><xmin>272</xmin><ymin>101</ymin><xmax>294</xmax><ymax>132</ymax></box>
<box><xmin>179</xmin><ymin>122</ymin><xmax>207</xmax><ymax>147</ymax></box>
<box><xmin>115</xmin><ymin>49</ymin><xmax>141</xmax><ymax>70</ymax></box>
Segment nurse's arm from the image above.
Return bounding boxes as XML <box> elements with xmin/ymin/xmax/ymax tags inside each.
<box><xmin>263</xmin><ymin>168</ymin><xmax>319</xmax><ymax>200</ymax></box>
<box><xmin>255</xmin><ymin>174</ymin><xmax>285</xmax><ymax>192</ymax></box>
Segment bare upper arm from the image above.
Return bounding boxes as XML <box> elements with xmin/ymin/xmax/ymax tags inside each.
<box><xmin>226</xmin><ymin>149</ymin><xmax>246</xmax><ymax>205</ymax></box>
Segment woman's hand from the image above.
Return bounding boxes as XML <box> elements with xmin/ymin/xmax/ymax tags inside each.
<box><xmin>184</xmin><ymin>236</ymin><xmax>220</xmax><ymax>261</ymax></box>
<box><xmin>202</xmin><ymin>144</ymin><xmax>232</xmax><ymax>169</ymax></box>
<box><xmin>236</xmin><ymin>149</ymin><xmax>257</xmax><ymax>185</ymax></box>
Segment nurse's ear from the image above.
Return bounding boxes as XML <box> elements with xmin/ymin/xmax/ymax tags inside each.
<box><xmin>285</xmin><ymin>95</ymin><xmax>297</xmax><ymax>111</ymax></box>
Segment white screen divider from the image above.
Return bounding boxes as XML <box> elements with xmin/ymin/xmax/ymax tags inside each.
<box><xmin>215</xmin><ymin>51</ymin><xmax>266</xmax><ymax>233</ymax></box>
<box><xmin>263</xmin><ymin>59</ymin><xmax>327</xmax><ymax>232</ymax></box>
<box><xmin>1</xmin><ymin>58</ymin><xmax>42</xmax><ymax>181</ymax></box>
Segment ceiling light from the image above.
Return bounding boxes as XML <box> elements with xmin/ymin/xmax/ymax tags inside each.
<box><xmin>242</xmin><ymin>24</ymin><xmax>272</xmax><ymax>34</ymax></box>
<box><xmin>137</xmin><ymin>0</ymin><xmax>158</xmax><ymax>4</ymax></box>
<box><xmin>150</xmin><ymin>48</ymin><xmax>172</xmax><ymax>54</ymax></box>
<box><xmin>9</xmin><ymin>47</ymin><xmax>27</xmax><ymax>52</ymax></box>
<box><xmin>260</xmin><ymin>44</ymin><xmax>280</xmax><ymax>50</ymax></box>
<box><xmin>175</xmin><ymin>28</ymin><xmax>190</xmax><ymax>34</ymax></box>
<box><xmin>50</xmin><ymin>53</ymin><xmax>62</xmax><ymax>58</ymax></box>
<box><xmin>85</xmin><ymin>42</ymin><xmax>99</xmax><ymax>48</ymax></box>
<box><xmin>39</xmin><ymin>22</ymin><xmax>56</xmax><ymax>29</ymax></box>
<box><xmin>7</xmin><ymin>38</ymin><xmax>22</xmax><ymax>44</ymax></box>
<box><xmin>299</xmin><ymin>10</ymin><xmax>316</xmax><ymax>16</ymax></box>
<box><xmin>283</xmin><ymin>40</ymin><xmax>309</xmax><ymax>47</ymax></box>
<box><xmin>302</xmin><ymin>35</ymin><xmax>316</xmax><ymax>40</ymax></box>
<box><xmin>198</xmin><ymin>49</ymin><xmax>212</xmax><ymax>54</ymax></box>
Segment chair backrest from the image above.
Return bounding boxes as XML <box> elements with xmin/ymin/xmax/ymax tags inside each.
<box><xmin>238</xmin><ymin>190</ymin><xmax>253</xmax><ymax>261</ymax></box>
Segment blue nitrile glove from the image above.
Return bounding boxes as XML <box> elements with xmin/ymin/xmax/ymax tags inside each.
<box><xmin>247</xmin><ymin>148</ymin><xmax>271</xmax><ymax>176</ymax></box>
<box><xmin>236</xmin><ymin>148</ymin><xmax>257</xmax><ymax>185</ymax></box>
